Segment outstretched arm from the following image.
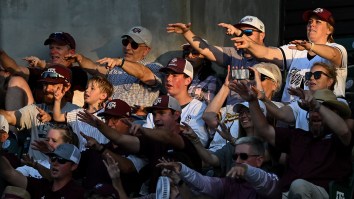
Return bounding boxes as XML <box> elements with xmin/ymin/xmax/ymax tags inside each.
<box><xmin>65</xmin><ymin>53</ymin><xmax>108</xmax><ymax>76</ymax></box>
<box><xmin>0</xmin><ymin>49</ymin><xmax>30</xmax><ymax>79</ymax></box>
<box><xmin>77</xmin><ymin>110</ymin><xmax>140</xmax><ymax>153</ymax></box>
<box><xmin>166</xmin><ymin>23</ymin><xmax>224</xmax><ymax>62</ymax></box>
<box><xmin>97</xmin><ymin>57</ymin><xmax>160</xmax><ymax>86</ymax></box>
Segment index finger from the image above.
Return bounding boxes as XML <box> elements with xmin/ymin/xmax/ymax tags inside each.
<box><xmin>36</xmin><ymin>106</ymin><xmax>44</xmax><ymax>113</ymax></box>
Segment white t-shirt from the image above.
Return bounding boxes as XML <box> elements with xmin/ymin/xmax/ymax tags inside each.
<box><xmin>144</xmin><ymin>99</ymin><xmax>209</xmax><ymax>146</ymax></box>
<box><xmin>66</xmin><ymin>108</ymin><xmax>109</xmax><ymax>151</ymax></box>
<box><xmin>280</xmin><ymin>42</ymin><xmax>347</xmax><ymax>103</ymax></box>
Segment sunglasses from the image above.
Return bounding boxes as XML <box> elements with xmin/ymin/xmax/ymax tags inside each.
<box><xmin>232</xmin><ymin>153</ymin><xmax>259</xmax><ymax>161</ymax></box>
<box><xmin>242</xmin><ymin>29</ymin><xmax>261</xmax><ymax>36</ymax></box>
<box><xmin>305</xmin><ymin>71</ymin><xmax>331</xmax><ymax>80</ymax></box>
<box><xmin>122</xmin><ymin>38</ymin><xmax>146</xmax><ymax>50</ymax></box>
<box><xmin>41</xmin><ymin>71</ymin><xmax>68</xmax><ymax>82</ymax></box>
<box><xmin>260</xmin><ymin>74</ymin><xmax>273</xmax><ymax>82</ymax></box>
<box><xmin>50</xmin><ymin>156</ymin><xmax>71</xmax><ymax>164</ymax></box>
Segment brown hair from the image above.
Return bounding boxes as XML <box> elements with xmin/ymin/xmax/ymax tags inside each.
<box><xmin>86</xmin><ymin>76</ymin><xmax>114</xmax><ymax>108</ymax></box>
<box><xmin>327</xmin><ymin>20</ymin><xmax>335</xmax><ymax>43</ymax></box>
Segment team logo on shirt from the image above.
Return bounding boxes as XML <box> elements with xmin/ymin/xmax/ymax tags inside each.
<box><xmin>289</xmin><ymin>68</ymin><xmax>302</xmax><ymax>87</ymax></box>
<box><xmin>184</xmin><ymin>115</ymin><xmax>192</xmax><ymax>123</ymax></box>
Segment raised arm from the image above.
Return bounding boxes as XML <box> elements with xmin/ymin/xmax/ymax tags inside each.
<box><xmin>203</xmin><ymin>66</ymin><xmax>231</xmax><ymax>129</ymax></box>
<box><xmin>97</xmin><ymin>57</ymin><xmax>160</xmax><ymax>86</ymax></box>
<box><xmin>52</xmin><ymin>85</ymin><xmax>66</xmax><ymax>122</ymax></box>
<box><xmin>0</xmin><ymin>49</ymin><xmax>30</xmax><ymax>79</ymax></box>
<box><xmin>166</xmin><ymin>23</ymin><xmax>224</xmax><ymax>62</ymax></box>
<box><xmin>229</xmin><ymin>80</ymin><xmax>276</xmax><ymax>145</ymax></box>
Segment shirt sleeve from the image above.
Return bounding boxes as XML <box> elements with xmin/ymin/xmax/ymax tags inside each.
<box><xmin>179</xmin><ymin>163</ymin><xmax>224</xmax><ymax>198</ymax></box>
<box><xmin>244</xmin><ymin>164</ymin><xmax>279</xmax><ymax>196</ymax></box>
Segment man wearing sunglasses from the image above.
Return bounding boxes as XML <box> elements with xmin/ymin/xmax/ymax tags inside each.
<box><xmin>0</xmin><ymin>143</ymin><xmax>85</xmax><ymax>198</ymax></box>
<box><xmin>167</xmin><ymin>15</ymin><xmax>266</xmax><ymax>106</ymax></box>
<box><xmin>0</xmin><ymin>64</ymin><xmax>79</xmax><ymax>161</ymax></box>
<box><xmin>0</xmin><ymin>32</ymin><xmax>88</xmax><ymax>106</ymax></box>
<box><xmin>67</xmin><ymin>26</ymin><xmax>163</xmax><ymax>110</ymax></box>
<box><xmin>156</xmin><ymin>136</ymin><xmax>279</xmax><ymax>198</ymax></box>
<box><xmin>235</xmin><ymin>84</ymin><xmax>352</xmax><ymax>198</ymax></box>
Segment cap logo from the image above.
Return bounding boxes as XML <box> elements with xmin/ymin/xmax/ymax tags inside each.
<box><xmin>168</xmin><ymin>58</ymin><xmax>178</xmax><ymax>66</ymax></box>
<box><xmin>153</xmin><ymin>98</ymin><xmax>162</xmax><ymax>105</ymax></box>
<box><xmin>47</xmin><ymin>68</ymin><xmax>57</xmax><ymax>73</ymax></box>
<box><xmin>132</xmin><ymin>28</ymin><xmax>142</xmax><ymax>33</ymax></box>
<box><xmin>241</xmin><ymin>17</ymin><xmax>253</xmax><ymax>23</ymax></box>
<box><xmin>106</xmin><ymin>102</ymin><xmax>116</xmax><ymax>110</ymax></box>
<box><xmin>313</xmin><ymin>8</ymin><xmax>324</xmax><ymax>13</ymax></box>
<box><xmin>1</xmin><ymin>125</ymin><xmax>5</xmax><ymax>131</ymax></box>
<box><xmin>95</xmin><ymin>184</ymin><xmax>103</xmax><ymax>189</ymax></box>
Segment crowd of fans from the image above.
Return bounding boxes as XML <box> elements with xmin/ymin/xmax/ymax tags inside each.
<box><xmin>0</xmin><ymin>7</ymin><xmax>353</xmax><ymax>199</ymax></box>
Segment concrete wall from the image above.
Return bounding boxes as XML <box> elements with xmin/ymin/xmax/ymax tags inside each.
<box><xmin>0</xmin><ymin>0</ymin><xmax>281</xmax><ymax>70</ymax></box>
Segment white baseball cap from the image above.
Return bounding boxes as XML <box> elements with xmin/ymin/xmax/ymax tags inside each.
<box><xmin>234</xmin><ymin>16</ymin><xmax>265</xmax><ymax>32</ymax></box>
<box><xmin>122</xmin><ymin>26</ymin><xmax>152</xmax><ymax>47</ymax></box>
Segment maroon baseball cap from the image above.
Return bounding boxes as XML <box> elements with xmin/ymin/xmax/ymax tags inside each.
<box><xmin>145</xmin><ymin>95</ymin><xmax>181</xmax><ymax>113</ymax></box>
<box><xmin>38</xmin><ymin>64</ymin><xmax>72</xmax><ymax>84</ymax></box>
<box><xmin>98</xmin><ymin>99</ymin><xmax>131</xmax><ymax>118</ymax></box>
<box><xmin>160</xmin><ymin>57</ymin><xmax>194</xmax><ymax>78</ymax></box>
<box><xmin>303</xmin><ymin>8</ymin><xmax>335</xmax><ymax>26</ymax></box>
<box><xmin>44</xmin><ymin>32</ymin><xmax>76</xmax><ymax>49</ymax></box>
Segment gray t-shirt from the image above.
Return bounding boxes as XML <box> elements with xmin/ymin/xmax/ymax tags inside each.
<box><xmin>16</xmin><ymin>103</ymin><xmax>79</xmax><ymax>160</ymax></box>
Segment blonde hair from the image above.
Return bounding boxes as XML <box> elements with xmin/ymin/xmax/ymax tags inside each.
<box><xmin>253</xmin><ymin>62</ymin><xmax>282</xmax><ymax>92</ymax></box>
<box><xmin>86</xmin><ymin>76</ymin><xmax>113</xmax><ymax>107</ymax></box>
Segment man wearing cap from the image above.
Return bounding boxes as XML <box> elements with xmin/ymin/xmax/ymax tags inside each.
<box><xmin>78</xmin><ymin>95</ymin><xmax>202</xmax><ymax>192</ymax></box>
<box><xmin>76</xmin><ymin>99</ymin><xmax>145</xmax><ymax>194</ymax></box>
<box><xmin>167</xmin><ymin>16</ymin><xmax>266</xmax><ymax>106</ymax></box>
<box><xmin>235</xmin><ymin>83</ymin><xmax>353</xmax><ymax>198</ymax></box>
<box><xmin>0</xmin><ymin>143</ymin><xmax>85</xmax><ymax>198</ymax></box>
<box><xmin>0</xmin><ymin>32</ymin><xmax>88</xmax><ymax>106</ymax></box>
<box><xmin>0</xmin><ymin>64</ymin><xmax>79</xmax><ymax>161</ymax></box>
<box><xmin>68</xmin><ymin>26</ymin><xmax>163</xmax><ymax>109</ymax></box>
<box><xmin>232</xmin><ymin>8</ymin><xmax>347</xmax><ymax>103</ymax></box>
<box><xmin>144</xmin><ymin>57</ymin><xmax>209</xmax><ymax>147</ymax></box>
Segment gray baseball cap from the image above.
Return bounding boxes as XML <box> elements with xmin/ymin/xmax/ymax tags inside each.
<box><xmin>50</xmin><ymin>143</ymin><xmax>81</xmax><ymax>164</ymax></box>
<box><xmin>122</xmin><ymin>26</ymin><xmax>152</xmax><ymax>47</ymax></box>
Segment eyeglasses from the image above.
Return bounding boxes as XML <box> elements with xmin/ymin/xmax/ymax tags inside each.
<box><xmin>50</xmin><ymin>156</ymin><xmax>71</xmax><ymax>164</ymax></box>
<box><xmin>122</xmin><ymin>38</ymin><xmax>146</xmax><ymax>50</ymax></box>
<box><xmin>242</xmin><ymin>29</ymin><xmax>261</xmax><ymax>36</ymax></box>
<box><xmin>232</xmin><ymin>153</ymin><xmax>259</xmax><ymax>161</ymax></box>
<box><xmin>305</xmin><ymin>71</ymin><xmax>331</xmax><ymax>80</ymax></box>
<box><xmin>41</xmin><ymin>71</ymin><xmax>69</xmax><ymax>82</ymax></box>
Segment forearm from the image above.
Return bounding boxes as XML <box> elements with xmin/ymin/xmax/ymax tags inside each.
<box><xmin>112</xmin><ymin>177</ymin><xmax>129</xmax><ymax>199</ymax></box>
<box><xmin>0</xmin><ymin>109</ymin><xmax>16</xmax><ymax>126</ymax></box>
<box><xmin>248</xmin><ymin>41</ymin><xmax>282</xmax><ymax>65</ymax></box>
<box><xmin>34</xmin><ymin>162</ymin><xmax>52</xmax><ymax>181</ymax></box>
<box><xmin>264</xmin><ymin>100</ymin><xmax>295</xmax><ymax>123</ymax></box>
<box><xmin>0</xmin><ymin>50</ymin><xmax>29</xmax><ymax>77</ymax></box>
<box><xmin>319</xmin><ymin>104</ymin><xmax>351</xmax><ymax>145</ymax></box>
<box><xmin>78</xmin><ymin>54</ymin><xmax>108</xmax><ymax>76</ymax></box>
<box><xmin>193</xmin><ymin>142</ymin><xmax>220</xmax><ymax>167</ymax></box>
<box><xmin>142</xmin><ymin>128</ymin><xmax>184</xmax><ymax>149</ymax></box>
<box><xmin>0</xmin><ymin>156</ymin><xmax>27</xmax><ymax>188</ymax></box>
<box><xmin>310</xmin><ymin>44</ymin><xmax>342</xmax><ymax>67</ymax></box>
<box><xmin>244</xmin><ymin>165</ymin><xmax>279</xmax><ymax>196</ymax></box>
<box><xmin>105</xmin><ymin>149</ymin><xmax>137</xmax><ymax>173</ymax></box>
<box><xmin>249</xmin><ymin>100</ymin><xmax>275</xmax><ymax>145</ymax></box>
<box><xmin>53</xmin><ymin>100</ymin><xmax>65</xmax><ymax>122</ymax></box>
<box><xmin>205</xmin><ymin>84</ymin><xmax>229</xmax><ymax>114</ymax></box>
<box><xmin>121</xmin><ymin>61</ymin><xmax>157</xmax><ymax>86</ymax></box>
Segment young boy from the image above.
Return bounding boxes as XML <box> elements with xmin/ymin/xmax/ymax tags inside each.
<box><xmin>53</xmin><ymin>76</ymin><xmax>113</xmax><ymax>150</ymax></box>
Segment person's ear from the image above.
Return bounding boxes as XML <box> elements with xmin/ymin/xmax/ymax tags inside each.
<box><xmin>184</xmin><ymin>77</ymin><xmax>192</xmax><ymax>86</ymax></box>
<box><xmin>142</xmin><ymin>47</ymin><xmax>151</xmax><ymax>57</ymax></box>
<box><xmin>327</xmin><ymin>78</ymin><xmax>334</xmax><ymax>89</ymax></box>
<box><xmin>256</xmin><ymin>156</ymin><xmax>264</xmax><ymax>167</ymax></box>
<box><xmin>173</xmin><ymin>111</ymin><xmax>181</xmax><ymax>121</ymax></box>
<box><xmin>63</xmin><ymin>83</ymin><xmax>71</xmax><ymax>92</ymax></box>
<box><xmin>71</xmin><ymin>163</ymin><xmax>78</xmax><ymax>171</ymax></box>
<box><xmin>259</xmin><ymin>32</ymin><xmax>266</xmax><ymax>43</ymax></box>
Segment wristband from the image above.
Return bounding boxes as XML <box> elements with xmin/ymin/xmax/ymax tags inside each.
<box><xmin>119</xmin><ymin>58</ymin><xmax>125</xmax><ymax>68</ymax></box>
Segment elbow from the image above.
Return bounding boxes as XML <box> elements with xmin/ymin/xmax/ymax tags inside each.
<box><xmin>202</xmin><ymin>112</ymin><xmax>218</xmax><ymax>129</ymax></box>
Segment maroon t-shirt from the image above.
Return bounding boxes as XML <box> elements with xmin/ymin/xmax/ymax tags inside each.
<box><xmin>275</xmin><ymin>128</ymin><xmax>353</xmax><ymax>191</ymax></box>
<box><xmin>138</xmin><ymin>131</ymin><xmax>202</xmax><ymax>192</ymax></box>
<box><xmin>27</xmin><ymin>178</ymin><xmax>84</xmax><ymax>199</ymax></box>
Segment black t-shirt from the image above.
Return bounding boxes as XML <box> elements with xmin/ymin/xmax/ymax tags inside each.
<box><xmin>27</xmin><ymin>178</ymin><xmax>85</xmax><ymax>199</ymax></box>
